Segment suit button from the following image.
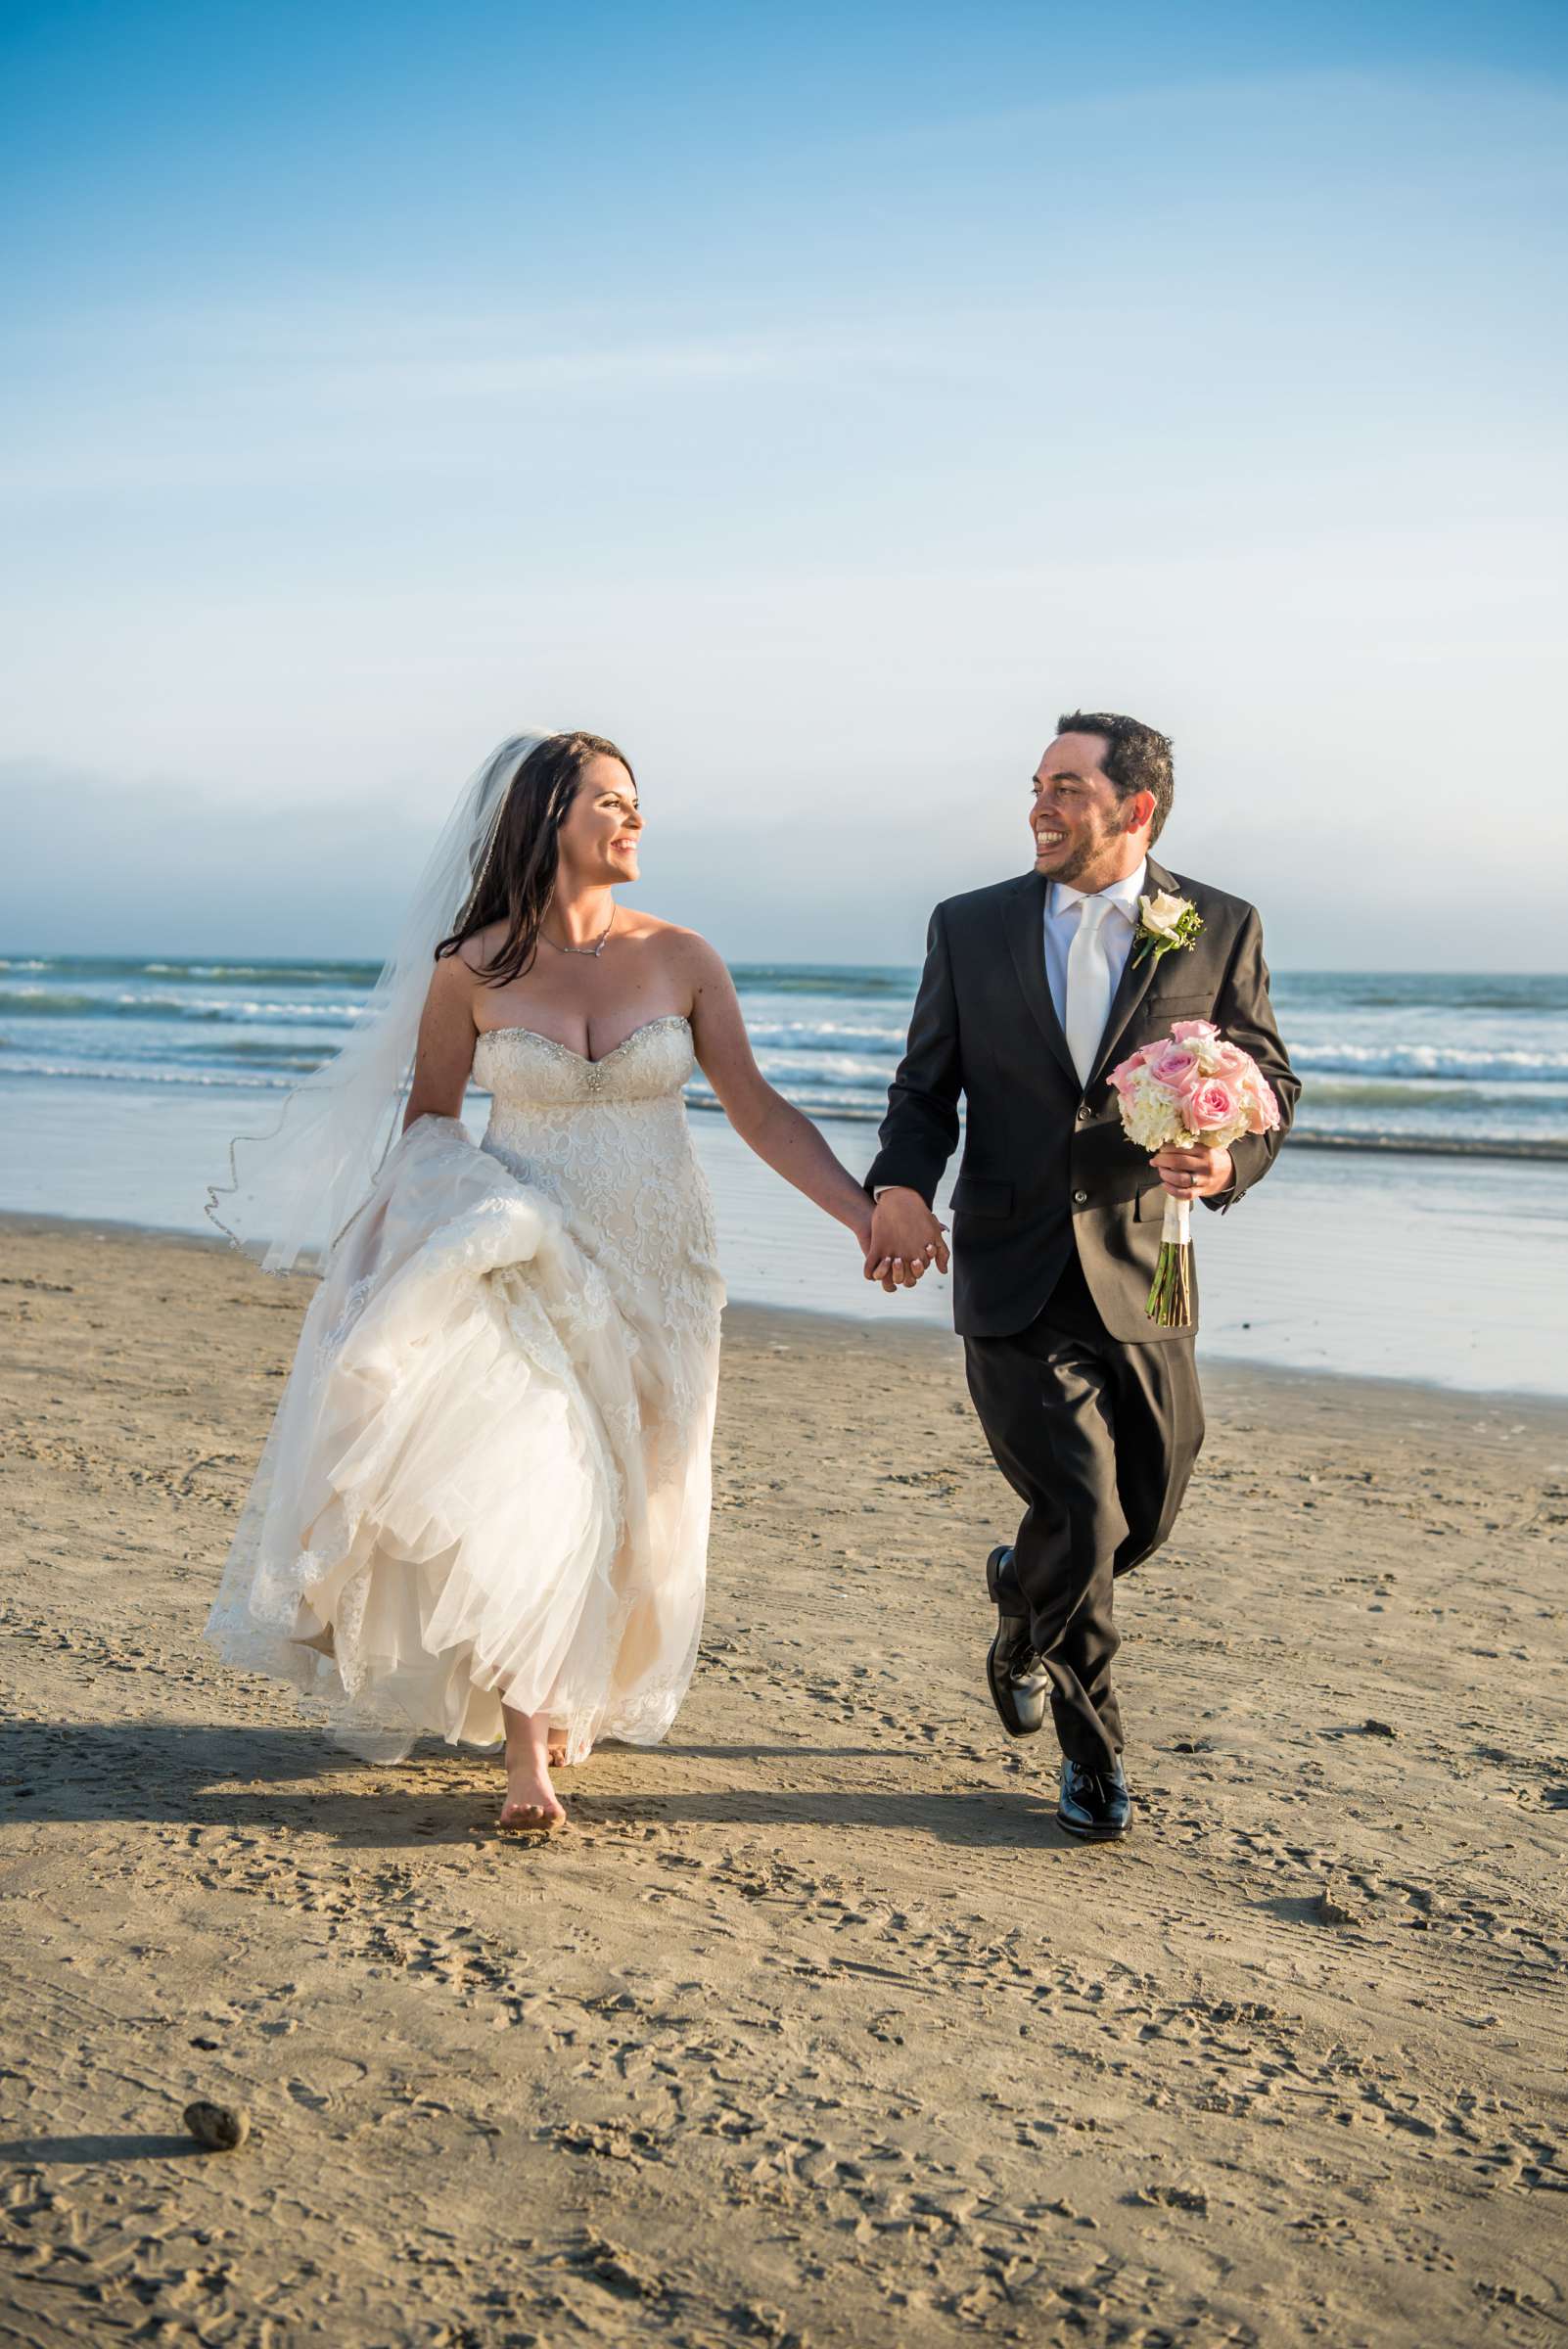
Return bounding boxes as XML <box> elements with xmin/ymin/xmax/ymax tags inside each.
<box><xmin>1073</xmin><ymin>1187</ymin><xmax>1089</xmax><ymax>1206</ymax></box>
<box><xmin>1077</xmin><ymin>1102</ymin><xmax>1092</xmax><ymax>1122</ymax></box>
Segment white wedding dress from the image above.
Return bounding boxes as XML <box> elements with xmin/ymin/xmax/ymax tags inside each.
<box><xmin>206</xmin><ymin>1014</ymin><xmax>724</xmax><ymax>1764</ymax></box>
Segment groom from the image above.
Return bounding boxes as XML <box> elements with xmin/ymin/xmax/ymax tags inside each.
<box><xmin>864</xmin><ymin>713</ymin><xmax>1297</xmax><ymax>1840</ymax></box>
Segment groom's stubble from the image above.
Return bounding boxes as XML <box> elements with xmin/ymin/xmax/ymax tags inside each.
<box><xmin>1035</xmin><ymin>806</ymin><xmax>1135</xmax><ymax>892</ymax></box>
<box><xmin>1031</xmin><ymin>732</ymin><xmax>1153</xmax><ymax>894</ymax></box>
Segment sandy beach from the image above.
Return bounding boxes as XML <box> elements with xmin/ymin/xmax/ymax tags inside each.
<box><xmin>2</xmin><ymin>1212</ymin><xmax>1566</xmax><ymax>2348</ymax></box>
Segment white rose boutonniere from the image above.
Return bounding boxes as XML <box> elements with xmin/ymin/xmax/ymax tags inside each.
<box><xmin>1132</xmin><ymin>890</ymin><xmax>1204</xmax><ymax>968</ymax></box>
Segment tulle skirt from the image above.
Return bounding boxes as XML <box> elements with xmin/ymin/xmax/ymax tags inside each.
<box><xmin>205</xmin><ymin>1117</ymin><xmax>722</xmax><ymax>1764</ymax></box>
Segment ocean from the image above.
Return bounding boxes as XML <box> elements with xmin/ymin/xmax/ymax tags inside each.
<box><xmin>4</xmin><ymin>953</ymin><xmax>1565</xmax><ymax>1395</ymax></box>
<box><xmin>4</xmin><ymin>954</ymin><xmax>1566</xmax><ymax>1156</ymax></box>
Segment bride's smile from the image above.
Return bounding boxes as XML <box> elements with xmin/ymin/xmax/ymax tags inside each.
<box><xmin>553</xmin><ymin>757</ymin><xmax>644</xmax><ymax>899</ymax></box>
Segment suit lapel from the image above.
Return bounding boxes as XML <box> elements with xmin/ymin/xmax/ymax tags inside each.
<box><xmin>1086</xmin><ymin>856</ymin><xmax>1174</xmax><ymax>1088</ymax></box>
<box><xmin>1001</xmin><ymin>871</ymin><xmax>1079</xmax><ymax>1089</ymax></box>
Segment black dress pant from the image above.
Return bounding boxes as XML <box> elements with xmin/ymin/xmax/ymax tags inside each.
<box><xmin>962</xmin><ymin>1248</ymin><xmax>1204</xmax><ymax>1770</ymax></box>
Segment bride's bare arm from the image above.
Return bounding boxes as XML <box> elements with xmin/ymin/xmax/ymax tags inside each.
<box><xmin>680</xmin><ymin>936</ymin><xmax>873</xmax><ymax>1243</ymax></box>
<box><xmin>402</xmin><ymin>950</ymin><xmax>480</xmax><ymax>1128</ymax></box>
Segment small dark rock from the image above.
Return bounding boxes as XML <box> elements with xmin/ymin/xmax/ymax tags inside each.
<box><xmin>1361</xmin><ymin>1718</ymin><xmax>1399</xmax><ymax>1738</ymax></box>
<box><xmin>183</xmin><ymin>2099</ymin><xmax>251</xmax><ymax>2151</ymax></box>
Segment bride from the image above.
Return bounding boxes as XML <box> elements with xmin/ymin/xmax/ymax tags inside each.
<box><xmin>205</xmin><ymin>730</ymin><xmax>890</xmax><ymax>1828</ymax></box>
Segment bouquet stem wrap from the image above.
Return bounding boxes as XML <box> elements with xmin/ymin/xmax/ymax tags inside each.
<box><xmin>1148</xmin><ymin>1192</ymin><xmax>1193</xmax><ymax>1326</ymax></box>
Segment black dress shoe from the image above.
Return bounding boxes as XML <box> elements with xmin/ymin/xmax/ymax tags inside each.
<box><xmin>1056</xmin><ymin>1757</ymin><xmax>1132</xmax><ymax>1841</ymax></box>
<box><xmin>985</xmin><ymin>1544</ymin><xmax>1049</xmax><ymax>1737</ymax></box>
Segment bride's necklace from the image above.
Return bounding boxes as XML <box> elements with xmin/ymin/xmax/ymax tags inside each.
<box><xmin>541</xmin><ymin>906</ymin><xmax>617</xmax><ymax>958</ymax></box>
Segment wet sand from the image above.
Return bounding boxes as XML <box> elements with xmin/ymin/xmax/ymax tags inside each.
<box><xmin>6</xmin><ymin>1084</ymin><xmax>1566</xmax><ymax>1396</ymax></box>
<box><xmin>2</xmin><ymin>1214</ymin><xmax>1565</xmax><ymax>2347</ymax></box>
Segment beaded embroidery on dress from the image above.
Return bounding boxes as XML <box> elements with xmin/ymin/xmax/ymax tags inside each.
<box><xmin>205</xmin><ymin>1015</ymin><xmax>724</xmax><ymax>1764</ymax></box>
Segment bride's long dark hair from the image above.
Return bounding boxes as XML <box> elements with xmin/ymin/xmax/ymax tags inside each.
<box><xmin>435</xmin><ymin>730</ymin><xmax>635</xmax><ymax>989</ymax></box>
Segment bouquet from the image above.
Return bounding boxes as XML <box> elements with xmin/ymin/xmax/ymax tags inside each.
<box><xmin>1109</xmin><ymin>1021</ymin><xmax>1281</xmax><ymax>1326</ymax></box>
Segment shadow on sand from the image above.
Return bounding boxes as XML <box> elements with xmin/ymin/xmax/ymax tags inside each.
<box><xmin>0</xmin><ymin>2134</ymin><xmax>208</xmax><ymax>2168</ymax></box>
<box><xmin>0</xmin><ymin>1721</ymin><xmax>1088</xmax><ymax>1851</ymax></box>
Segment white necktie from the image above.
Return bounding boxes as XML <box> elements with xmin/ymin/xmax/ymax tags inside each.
<box><xmin>1064</xmin><ymin>895</ymin><xmax>1115</xmax><ymax>1086</ymax></box>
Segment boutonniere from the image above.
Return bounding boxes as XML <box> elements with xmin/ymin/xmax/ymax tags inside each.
<box><xmin>1132</xmin><ymin>890</ymin><xmax>1204</xmax><ymax>967</ymax></box>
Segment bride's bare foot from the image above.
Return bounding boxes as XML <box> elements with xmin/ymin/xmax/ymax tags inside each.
<box><xmin>499</xmin><ymin>1703</ymin><xmax>567</xmax><ymax>1832</ymax></box>
<box><xmin>547</xmin><ymin>1733</ymin><xmax>567</xmax><ymax>1769</ymax></box>
<box><xmin>499</xmin><ymin>1758</ymin><xmax>566</xmax><ymax>1831</ymax></box>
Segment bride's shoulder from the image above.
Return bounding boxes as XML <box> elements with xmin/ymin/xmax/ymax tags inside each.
<box><xmin>623</xmin><ymin>913</ymin><xmax>730</xmax><ymax>1009</ymax></box>
<box><xmin>620</xmin><ymin>906</ymin><xmax>717</xmax><ymax>963</ymax></box>
<box><xmin>442</xmin><ymin>922</ymin><xmax>506</xmax><ymax>979</ymax></box>
<box><xmin>421</xmin><ymin>931</ymin><xmax>491</xmax><ymax>1013</ymax></box>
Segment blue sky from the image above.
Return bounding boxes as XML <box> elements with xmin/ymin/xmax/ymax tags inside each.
<box><xmin>3</xmin><ymin>0</ymin><xmax>1565</xmax><ymax>964</ymax></box>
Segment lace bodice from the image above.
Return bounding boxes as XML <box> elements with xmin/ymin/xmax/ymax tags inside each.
<box><xmin>476</xmin><ymin>1008</ymin><xmax>722</xmax><ymax>1440</ymax></box>
<box><xmin>473</xmin><ymin>1012</ymin><xmax>696</xmax><ymax>1108</ymax></box>
<box><xmin>475</xmin><ymin>1014</ymin><xmax>717</xmax><ymax>1289</ymax></box>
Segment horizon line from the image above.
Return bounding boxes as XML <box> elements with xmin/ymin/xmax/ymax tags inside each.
<box><xmin>2</xmin><ymin>947</ymin><xmax>1564</xmax><ymax>983</ymax></box>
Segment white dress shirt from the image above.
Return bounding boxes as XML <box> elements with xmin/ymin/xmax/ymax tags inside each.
<box><xmin>874</xmin><ymin>859</ymin><xmax>1152</xmax><ymax>1203</ymax></box>
<box><xmin>1043</xmin><ymin>857</ymin><xmax>1147</xmax><ymax>1034</ymax></box>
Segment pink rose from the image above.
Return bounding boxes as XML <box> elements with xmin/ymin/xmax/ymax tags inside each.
<box><xmin>1109</xmin><ymin>1041</ymin><xmax>1155</xmax><ymax>1092</ymax></box>
<box><xmin>1170</xmin><ymin>1019</ymin><xmax>1219</xmax><ymax>1043</ymax></box>
<box><xmin>1250</xmin><ymin>1075</ymin><xmax>1282</xmax><ymax>1129</ymax></box>
<box><xmin>1184</xmin><ymin>1076</ymin><xmax>1239</xmax><ymax>1130</ymax></box>
<box><xmin>1147</xmin><ymin>1039</ymin><xmax>1199</xmax><ymax>1087</ymax></box>
<box><xmin>1208</xmin><ymin>1040</ymin><xmax>1250</xmax><ymax>1075</ymax></box>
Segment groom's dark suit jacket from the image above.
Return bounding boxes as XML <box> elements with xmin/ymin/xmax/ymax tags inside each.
<box><xmin>865</xmin><ymin>857</ymin><xmax>1300</xmax><ymax>1343</ymax></box>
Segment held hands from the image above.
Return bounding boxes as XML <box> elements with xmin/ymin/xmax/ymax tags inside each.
<box><xmin>1152</xmin><ymin>1142</ymin><xmax>1234</xmax><ymax>1201</ymax></box>
<box><xmin>858</xmin><ymin>1151</ymin><xmax>1230</xmax><ymax>1297</ymax></box>
<box><xmin>863</xmin><ymin>1186</ymin><xmax>950</xmax><ymax>1293</ymax></box>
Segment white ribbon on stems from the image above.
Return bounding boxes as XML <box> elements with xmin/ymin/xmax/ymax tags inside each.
<box><xmin>1161</xmin><ymin>1191</ymin><xmax>1192</xmax><ymax>1249</ymax></box>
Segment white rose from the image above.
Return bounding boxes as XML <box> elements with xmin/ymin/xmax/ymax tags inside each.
<box><xmin>1139</xmin><ymin>891</ymin><xmax>1191</xmax><ymax>941</ymax></box>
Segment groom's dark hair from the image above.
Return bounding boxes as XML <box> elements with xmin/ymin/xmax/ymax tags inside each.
<box><xmin>1057</xmin><ymin>710</ymin><xmax>1174</xmax><ymax>846</ymax></box>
